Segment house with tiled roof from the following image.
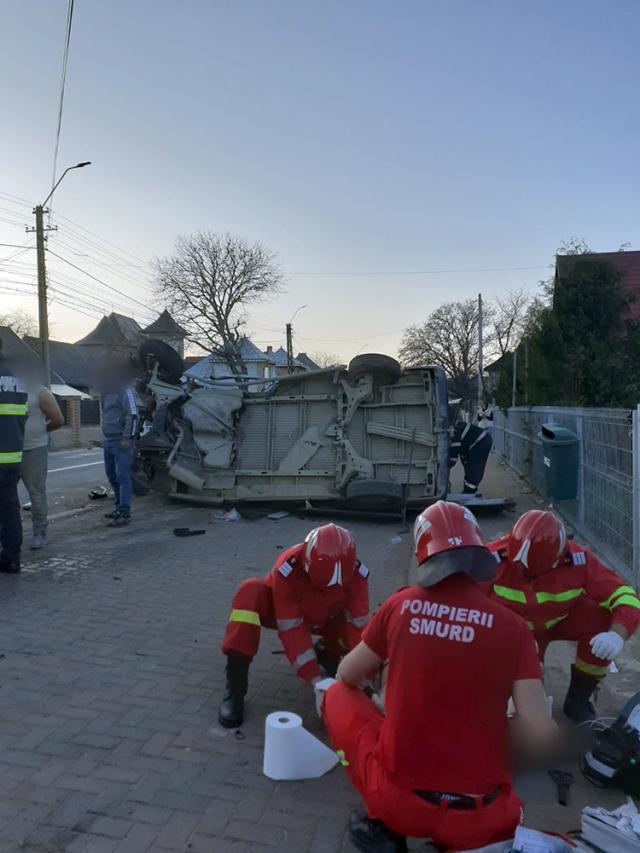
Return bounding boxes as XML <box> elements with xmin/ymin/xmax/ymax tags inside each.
<box><xmin>555</xmin><ymin>250</ymin><xmax>640</xmax><ymax>322</ymax></box>
<box><xmin>263</xmin><ymin>345</ymin><xmax>306</xmax><ymax>376</ymax></box>
<box><xmin>184</xmin><ymin>337</ymin><xmax>276</xmax><ymax>387</ymax></box>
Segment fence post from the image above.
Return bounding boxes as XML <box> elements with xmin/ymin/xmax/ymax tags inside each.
<box><xmin>633</xmin><ymin>406</ymin><xmax>640</xmax><ymax>588</ymax></box>
<box><xmin>576</xmin><ymin>412</ymin><xmax>585</xmax><ymax>529</ymax></box>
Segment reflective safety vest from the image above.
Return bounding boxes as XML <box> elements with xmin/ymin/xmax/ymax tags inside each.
<box><xmin>486</xmin><ymin>537</ymin><xmax>640</xmax><ymax>636</ymax></box>
<box><xmin>0</xmin><ymin>373</ymin><xmax>28</xmax><ymax>468</ymax></box>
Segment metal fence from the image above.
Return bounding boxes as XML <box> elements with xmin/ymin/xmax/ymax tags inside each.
<box><xmin>493</xmin><ymin>406</ymin><xmax>638</xmax><ymax>585</ymax></box>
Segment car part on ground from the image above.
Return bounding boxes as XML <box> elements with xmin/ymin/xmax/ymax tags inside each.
<box><xmin>136</xmin><ymin>342</ymin><xmax>449</xmax><ymax>508</ymax></box>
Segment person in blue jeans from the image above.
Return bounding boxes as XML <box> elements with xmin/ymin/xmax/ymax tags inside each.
<box><xmin>100</xmin><ymin>360</ymin><xmax>138</xmax><ymax>528</ymax></box>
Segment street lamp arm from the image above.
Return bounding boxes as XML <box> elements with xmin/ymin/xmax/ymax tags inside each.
<box><xmin>41</xmin><ymin>161</ymin><xmax>91</xmax><ymax>208</ymax></box>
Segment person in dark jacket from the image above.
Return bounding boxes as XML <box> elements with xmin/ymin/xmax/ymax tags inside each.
<box><xmin>100</xmin><ymin>358</ymin><xmax>138</xmax><ymax>528</ymax></box>
<box><xmin>0</xmin><ymin>339</ymin><xmax>28</xmax><ymax>573</ymax></box>
<box><xmin>449</xmin><ymin>420</ymin><xmax>493</xmax><ymax>495</ymax></box>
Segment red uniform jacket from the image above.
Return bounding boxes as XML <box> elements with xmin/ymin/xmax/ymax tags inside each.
<box><xmin>486</xmin><ymin>537</ymin><xmax>640</xmax><ymax>637</ymax></box>
<box><xmin>265</xmin><ymin>544</ymin><xmax>370</xmax><ymax>681</ymax></box>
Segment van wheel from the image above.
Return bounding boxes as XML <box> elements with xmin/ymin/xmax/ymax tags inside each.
<box><xmin>138</xmin><ymin>339</ymin><xmax>185</xmax><ymax>384</ymax></box>
<box><xmin>348</xmin><ymin>354</ymin><xmax>402</xmax><ymax>387</ymax></box>
<box><xmin>345</xmin><ymin>479</ymin><xmax>405</xmax><ymax>511</ymax></box>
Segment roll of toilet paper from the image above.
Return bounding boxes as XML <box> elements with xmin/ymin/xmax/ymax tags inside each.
<box><xmin>263</xmin><ymin>711</ymin><xmax>340</xmax><ymax>781</ymax></box>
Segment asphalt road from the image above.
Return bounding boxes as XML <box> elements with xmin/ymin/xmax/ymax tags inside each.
<box><xmin>19</xmin><ymin>447</ymin><xmax>108</xmax><ymax>522</ymax></box>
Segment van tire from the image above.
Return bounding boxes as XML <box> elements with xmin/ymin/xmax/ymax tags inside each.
<box><xmin>138</xmin><ymin>339</ymin><xmax>185</xmax><ymax>384</ymax></box>
<box><xmin>348</xmin><ymin>354</ymin><xmax>402</xmax><ymax>387</ymax></box>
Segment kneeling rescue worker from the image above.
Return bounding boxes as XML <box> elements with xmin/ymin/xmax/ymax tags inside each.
<box><xmin>219</xmin><ymin>523</ymin><xmax>370</xmax><ymax>728</ymax></box>
<box><xmin>487</xmin><ymin>510</ymin><xmax>640</xmax><ymax>723</ymax></box>
<box><xmin>319</xmin><ymin>501</ymin><xmax>557</xmax><ymax>852</ymax></box>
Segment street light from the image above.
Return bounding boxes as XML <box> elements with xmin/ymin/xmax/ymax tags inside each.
<box><xmin>286</xmin><ymin>305</ymin><xmax>308</xmax><ymax>373</ymax></box>
<box><xmin>42</xmin><ymin>161</ymin><xmax>91</xmax><ymax>208</ymax></box>
<box><xmin>29</xmin><ymin>161</ymin><xmax>92</xmax><ymax>387</ymax></box>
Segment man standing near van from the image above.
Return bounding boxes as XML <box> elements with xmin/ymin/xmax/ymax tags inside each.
<box><xmin>0</xmin><ymin>339</ymin><xmax>28</xmax><ymax>573</ymax></box>
<box><xmin>101</xmin><ymin>360</ymin><xmax>138</xmax><ymax>528</ymax></box>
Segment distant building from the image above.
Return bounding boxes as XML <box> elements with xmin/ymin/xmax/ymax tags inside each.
<box><xmin>141</xmin><ymin>310</ymin><xmax>188</xmax><ymax>357</ymax></box>
<box><xmin>263</xmin><ymin>345</ymin><xmax>306</xmax><ymax>376</ymax></box>
<box><xmin>295</xmin><ymin>352</ymin><xmax>320</xmax><ymax>371</ymax></box>
<box><xmin>75</xmin><ymin>310</ymin><xmax>186</xmax><ymax>355</ymax></box>
<box><xmin>184</xmin><ymin>337</ymin><xmax>276</xmax><ymax>387</ymax></box>
<box><xmin>555</xmin><ymin>250</ymin><xmax>640</xmax><ymax>323</ymax></box>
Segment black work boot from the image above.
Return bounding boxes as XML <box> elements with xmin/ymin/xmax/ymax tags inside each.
<box><xmin>348</xmin><ymin>811</ymin><xmax>407</xmax><ymax>852</ymax></box>
<box><xmin>218</xmin><ymin>653</ymin><xmax>251</xmax><ymax>729</ymax></box>
<box><xmin>0</xmin><ymin>559</ymin><xmax>20</xmax><ymax>575</ymax></box>
<box><xmin>563</xmin><ymin>665</ymin><xmax>600</xmax><ymax>723</ymax></box>
<box><xmin>314</xmin><ymin>639</ymin><xmax>340</xmax><ymax>677</ymax></box>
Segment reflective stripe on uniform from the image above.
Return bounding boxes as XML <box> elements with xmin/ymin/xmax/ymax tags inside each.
<box><xmin>345</xmin><ymin>611</ymin><xmax>369</xmax><ymax>628</ymax></box>
<box><xmin>293</xmin><ymin>648</ymin><xmax>316</xmax><ymax>671</ymax></box>
<box><xmin>493</xmin><ymin>585</ymin><xmax>527</xmax><ymax>604</ymax></box>
<box><xmin>545</xmin><ymin>613</ymin><xmax>568</xmax><ymax>630</ymax></box>
<box><xmin>229</xmin><ymin>608</ymin><xmax>261</xmax><ymax>626</ymax></box>
<box><xmin>463</xmin><ymin>481</ymin><xmax>478</xmax><ymax>491</ymax></box>
<box><xmin>610</xmin><ymin>594</ymin><xmax>640</xmax><ymax>610</ymax></box>
<box><xmin>575</xmin><ymin>657</ymin><xmax>609</xmax><ymax>677</ymax></box>
<box><xmin>600</xmin><ymin>585</ymin><xmax>640</xmax><ymax>611</ymax></box>
<box><xmin>276</xmin><ymin>617</ymin><xmax>304</xmax><ymax>632</ymax></box>
<box><xmin>0</xmin><ymin>451</ymin><xmax>22</xmax><ymax>465</ymax></box>
<box><xmin>358</xmin><ymin>563</ymin><xmax>370</xmax><ymax>578</ymax></box>
<box><xmin>469</xmin><ymin>430</ymin><xmax>491</xmax><ymax>451</ymax></box>
<box><xmin>536</xmin><ymin>588</ymin><xmax>583</xmax><ymax>605</ymax></box>
<box><xmin>0</xmin><ymin>403</ymin><xmax>28</xmax><ymax>416</ymax></box>
<box><xmin>336</xmin><ymin>749</ymin><xmax>350</xmax><ymax>767</ymax></box>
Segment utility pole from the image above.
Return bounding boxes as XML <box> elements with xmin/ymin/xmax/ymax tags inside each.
<box><xmin>27</xmin><ymin>206</ymin><xmax>57</xmax><ymax>388</ymax></box>
<box><xmin>286</xmin><ymin>323</ymin><xmax>294</xmax><ymax>374</ymax></box>
<box><xmin>524</xmin><ymin>339</ymin><xmax>529</xmax><ymax>405</ymax></box>
<box><xmin>511</xmin><ymin>349</ymin><xmax>517</xmax><ymax>408</ymax></box>
<box><xmin>477</xmin><ymin>293</ymin><xmax>483</xmax><ymax>404</ymax></box>
<box><xmin>26</xmin><ymin>161</ymin><xmax>91</xmax><ymax>388</ymax></box>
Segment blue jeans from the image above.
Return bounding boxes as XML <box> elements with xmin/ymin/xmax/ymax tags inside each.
<box><xmin>103</xmin><ymin>440</ymin><xmax>134</xmax><ymax>518</ymax></box>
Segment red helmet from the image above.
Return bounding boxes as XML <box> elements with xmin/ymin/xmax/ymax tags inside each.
<box><xmin>304</xmin><ymin>524</ymin><xmax>357</xmax><ymax>588</ymax></box>
<box><xmin>413</xmin><ymin>501</ymin><xmax>496</xmax><ymax>587</ymax></box>
<box><xmin>507</xmin><ymin>510</ymin><xmax>567</xmax><ymax>578</ymax></box>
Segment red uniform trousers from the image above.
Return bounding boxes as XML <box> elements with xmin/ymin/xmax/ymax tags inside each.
<box><xmin>222</xmin><ymin>577</ymin><xmax>353</xmax><ymax>661</ymax></box>
<box><xmin>322</xmin><ymin>683</ymin><xmax>523</xmax><ymax>851</ymax></box>
<box><xmin>536</xmin><ymin>598</ymin><xmax>612</xmax><ymax>677</ymax></box>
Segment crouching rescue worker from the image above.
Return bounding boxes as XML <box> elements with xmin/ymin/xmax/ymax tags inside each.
<box><xmin>487</xmin><ymin>510</ymin><xmax>640</xmax><ymax>724</ymax></box>
<box><xmin>319</xmin><ymin>501</ymin><xmax>556</xmax><ymax>852</ymax></box>
<box><xmin>449</xmin><ymin>419</ymin><xmax>493</xmax><ymax>495</ymax></box>
<box><xmin>219</xmin><ymin>523</ymin><xmax>370</xmax><ymax>728</ymax></box>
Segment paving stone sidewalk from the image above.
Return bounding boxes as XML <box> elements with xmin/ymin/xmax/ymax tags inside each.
<box><xmin>1</xmin><ymin>460</ymin><xmax>638</xmax><ymax>851</ymax></box>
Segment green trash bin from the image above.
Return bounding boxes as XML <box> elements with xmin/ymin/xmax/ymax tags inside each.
<box><xmin>538</xmin><ymin>423</ymin><xmax>579</xmax><ymax>501</ymax></box>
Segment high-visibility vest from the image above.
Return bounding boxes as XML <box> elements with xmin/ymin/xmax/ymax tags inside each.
<box><xmin>0</xmin><ymin>374</ymin><xmax>28</xmax><ymax>467</ymax></box>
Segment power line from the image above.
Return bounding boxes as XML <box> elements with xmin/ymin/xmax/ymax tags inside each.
<box><xmin>288</xmin><ymin>265</ymin><xmax>549</xmax><ymax>276</ymax></box>
<box><xmin>49</xmin><ymin>0</ymin><xmax>75</xmax><ymax>223</ymax></box>
<box><xmin>47</xmin><ymin>250</ymin><xmax>152</xmax><ymax>312</ymax></box>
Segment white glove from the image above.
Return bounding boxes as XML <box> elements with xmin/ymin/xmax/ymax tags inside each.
<box><xmin>314</xmin><ymin>677</ymin><xmax>338</xmax><ymax>717</ymax></box>
<box><xmin>590</xmin><ymin>631</ymin><xmax>624</xmax><ymax>661</ymax></box>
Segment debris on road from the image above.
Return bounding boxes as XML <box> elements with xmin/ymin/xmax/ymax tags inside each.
<box><xmin>267</xmin><ymin>510</ymin><xmax>290</xmax><ymax>520</ymax></box>
<box><xmin>88</xmin><ymin>486</ymin><xmax>108</xmax><ymax>500</ymax></box>
<box><xmin>173</xmin><ymin>527</ymin><xmax>206</xmax><ymax>537</ymax></box>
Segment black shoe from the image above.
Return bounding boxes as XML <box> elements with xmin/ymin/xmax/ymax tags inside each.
<box><xmin>218</xmin><ymin>653</ymin><xmax>251</xmax><ymax>729</ymax></box>
<box><xmin>104</xmin><ymin>509</ymin><xmax>120</xmax><ymax>520</ymax></box>
<box><xmin>563</xmin><ymin>665</ymin><xmax>599</xmax><ymax>724</ymax></box>
<box><xmin>107</xmin><ymin>514</ymin><xmax>130</xmax><ymax>528</ymax></box>
<box><xmin>348</xmin><ymin>811</ymin><xmax>407</xmax><ymax>852</ymax></box>
<box><xmin>0</xmin><ymin>560</ymin><xmax>21</xmax><ymax>575</ymax></box>
<box><xmin>315</xmin><ymin>639</ymin><xmax>340</xmax><ymax>677</ymax></box>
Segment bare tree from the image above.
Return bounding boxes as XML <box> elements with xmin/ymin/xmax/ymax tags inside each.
<box><xmin>0</xmin><ymin>309</ymin><xmax>38</xmax><ymax>337</ymax></box>
<box><xmin>399</xmin><ymin>299</ymin><xmax>481</xmax><ymax>396</ymax></box>
<box><xmin>155</xmin><ymin>232</ymin><xmax>283</xmax><ymax>376</ymax></box>
<box><xmin>492</xmin><ymin>289</ymin><xmax>532</xmax><ymax>357</ymax></box>
<box><xmin>309</xmin><ymin>350</ymin><xmax>341</xmax><ymax>368</ymax></box>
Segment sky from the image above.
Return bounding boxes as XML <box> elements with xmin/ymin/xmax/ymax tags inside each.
<box><xmin>1</xmin><ymin>0</ymin><xmax>639</xmax><ymax>361</ymax></box>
